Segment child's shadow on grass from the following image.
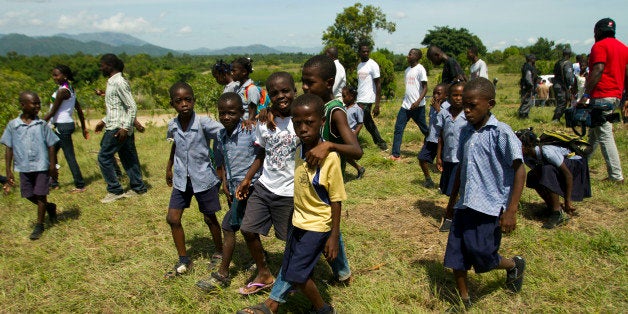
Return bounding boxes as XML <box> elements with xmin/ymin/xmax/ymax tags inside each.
<box><xmin>414</xmin><ymin>199</ymin><xmax>445</xmax><ymax>224</ymax></box>
<box><xmin>519</xmin><ymin>201</ymin><xmax>549</xmax><ymax>222</ymax></box>
<box><xmin>57</xmin><ymin>205</ymin><xmax>81</xmax><ymax>222</ymax></box>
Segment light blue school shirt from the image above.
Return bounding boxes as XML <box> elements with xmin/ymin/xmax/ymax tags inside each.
<box><xmin>1</xmin><ymin>117</ymin><xmax>59</xmax><ymax>173</ymax></box>
<box><xmin>426</xmin><ymin>101</ymin><xmax>451</xmax><ymax>143</ymax></box>
<box><xmin>214</xmin><ymin>121</ymin><xmax>262</xmax><ymax>184</ymax></box>
<box><xmin>455</xmin><ymin>114</ymin><xmax>522</xmax><ymax>217</ymax></box>
<box><xmin>166</xmin><ymin>112</ymin><xmax>224</xmax><ymax>193</ymax></box>
<box><xmin>435</xmin><ymin>109</ymin><xmax>467</xmax><ymax>163</ymax></box>
<box><xmin>524</xmin><ymin>145</ymin><xmax>581</xmax><ymax>168</ymax></box>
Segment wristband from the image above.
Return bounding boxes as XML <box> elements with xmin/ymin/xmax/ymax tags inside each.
<box><xmin>582</xmin><ymin>93</ymin><xmax>590</xmax><ymax>98</ymax></box>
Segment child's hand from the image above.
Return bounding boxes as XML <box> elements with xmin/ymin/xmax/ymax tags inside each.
<box><xmin>436</xmin><ymin>158</ymin><xmax>443</xmax><ymax>172</ymax></box>
<box><xmin>305</xmin><ymin>141</ymin><xmax>332</xmax><ymax>167</ymax></box>
<box><xmin>94</xmin><ymin>121</ymin><xmax>105</xmax><ymax>133</ymax></box>
<box><xmin>241</xmin><ymin>119</ymin><xmax>257</xmax><ymax>131</ymax></box>
<box><xmin>222</xmin><ymin>184</ymin><xmax>233</xmax><ymax>204</ymax></box>
<box><xmin>563</xmin><ymin>202</ymin><xmax>577</xmax><ymax>215</ymax></box>
<box><xmin>2</xmin><ymin>182</ymin><xmax>11</xmax><ymax>195</ymax></box>
<box><xmin>235</xmin><ymin>180</ymin><xmax>251</xmax><ymax>200</ymax></box>
<box><xmin>323</xmin><ymin>234</ymin><xmax>339</xmax><ymax>262</ymax></box>
<box><xmin>166</xmin><ymin>168</ymin><xmax>173</xmax><ymax>187</ymax></box>
<box><xmin>499</xmin><ymin>210</ymin><xmax>517</xmax><ymax>233</ymax></box>
<box><xmin>49</xmin><ymin>166</ymin><xmax>58</xmax><ymax>179</ymax></box>
<box><xmin>82</xmin><ymin>128</ymin><xmax>90</xmax><ymax>139</ymax></box>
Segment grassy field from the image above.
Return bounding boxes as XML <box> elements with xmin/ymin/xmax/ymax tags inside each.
<box><xmin>0</xmin><ymin>64</ymin><xmax>626</xmax><ymax>313</ymax></box>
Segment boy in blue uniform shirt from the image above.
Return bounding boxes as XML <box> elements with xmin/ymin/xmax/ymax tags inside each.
<box><xmin>2</xmin><ymin>91</ymin><xmax>59</xmax><ymax>240</ymax></box>
<box><xmin>443</xmin><ymin>78</ymin><xmax>526</xmax><ymax>308</ymax></box>
<box><xmin>164</xmin><ymin>82</ymin><xmax>225</xmax><ymax>278</ymax></box>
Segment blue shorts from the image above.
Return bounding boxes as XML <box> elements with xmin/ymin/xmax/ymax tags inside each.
<box><xmin>439</xmin><ymin>162</ymin><xmax>459</xmax><ymax>196</ymax></box>
<box><xmin>240</xmin><ymin>181</ymin><xmax>294</xmax><ymax>241</ymax></box>
<box><xmin>281</xmin><ymin>227</ymin><xmax>330</xmax><ymax>284</ymax></box>
<box><xmin>443</xmin><ymin>208</ymin><xmax>502</xmax><ymax>273</ymax></box>
<box><xmin>20</xmin><ymin>171</ymin><xmax>50</xmax><ymax>198</ymax></box>
<box><xmin>418</xmin><ymin>141</ymin><xmax>438</xmax><ymax>163</ymax></box>
<box><xmin>168</xmin><ymin>180</ymin><xmax>221</xmax><ymax>215</ymax></box>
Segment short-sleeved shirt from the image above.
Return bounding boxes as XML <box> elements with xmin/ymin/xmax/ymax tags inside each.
<box><xmin>589</xmin><ymin>37</ymin><xmax>628</xmax><ymax>99</ymax></box>
<box><xmin>356</xmin><ymin>59</ymin><xmax>380</xmax><ymax>103</ymax></box>
<box><xmin>167</xmin><ymin>112</ymin><xmax>224</xmax><ymax>193</ymax></box>
<box><xmin>223</xmin><ymin>81</ymin><xmax>240</xmax><ymax>94</ymax></box>
<box><xmin>426</xmin><ymin>101</ymin><xmax>451</xmax><ymax>143</ymax></box>
<box><xmin>102</xmin><ymin>72</ymin><xmax>137</xmax><ymax>133</ymax></box>
<box><xmin>333</xmin><ymin>60</ymin><xmax>347</xmax><ymax>99</ymax></box>
<box><xmin>214</xmin><ymin>121</ymin><xmax>262</xmax><ymax>184</ymax></box>
<box><xmin>1</xmin><ymin>117</ymin><xmax>59</xmax><ymax>173</ymax></box>
<box><xmin>435</xmin><ymin>109</ymin><xmax>467</xmax><ymax>163</ymax></box>
<box><xmin>402</xmin><ymin>64</ymin><xmax>428</xmax><ymax>109</ymax></box>
<box><xmin>293</xmin><ymin>144</ymin><xmax>346</xmax><ymax>232</ymax></box>
<box><xmin>255</xmin><ymin>116</ymin><xmax>299</xmax><ymax>197</ymax></box>
<box><xmin>345</xmin><ymin>104</ymin><xmax>364</xmax><ymax>131</ymax></box>
<box><xmin>442</xmin><ymin>57</ymin><xmax>464</xmax><ymax>84</ymax></box>
<box><xmin>524</xmin><ymin>145</ymin><xmax>580</xmax><ymax>168</ymax></box>
<box><xmin>455</xmin><ymin>114</ymin><xmax>523</xmax><ymax>217</ymax></box>
<box><xmin>469</xmin><ymin>59</ymin><xmax>488</xmax><ymax>79</ymax></box>
<box><xmin>236</xmin><ymin>79</ymin><xmax>260</xmax><ymax>117</ymax></box>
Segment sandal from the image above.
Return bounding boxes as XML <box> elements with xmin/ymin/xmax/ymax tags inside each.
<box><xmin>238</xmin><ymin>279</ymin><xmax>275</xmax><ymax>295</ymax></box>
<box><xmin>70</xmin><ymin>187</ymin><xmax>87</xmax><ymax>194</ymax></box>
<box><xmin>196</xmin><ymin>271</ymin><xmax>231</xmax><ymax>292</ymax></box>
<box><xmin>207</xmin><ymin>253</ymin><xmax>223</xmax><ymax>270</ymax></box>
<box><xmin>164</xmin><ymin>261</ymin><xmax>192</xmax><ymax>279</ymax></box>
<box><xmin>236</xmin><ymin>302</ymin><xmax>273</xmax><ymax>314</ymax></box>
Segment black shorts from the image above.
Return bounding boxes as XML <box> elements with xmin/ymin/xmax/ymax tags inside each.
<box><xmin>239</xmin><ymin>181</ymin><xmax>293</xmax><ymax>241</ymax></box>
<box><xmin>20</xmin><ymin>171</ymin><xmax>49</xmax><ymax>198</ymax></box>
<box><xmin>418</xmin><ymin>141</ymin><xmax>438</xmax><ymax>163</ymax></box>
<box><xmin>168</xmin><ymin>180</ymin><xmax>221</xmax><ymax>215</ymax></box>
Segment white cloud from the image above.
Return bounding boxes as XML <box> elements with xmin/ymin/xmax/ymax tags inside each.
<box><xmin>58</xmin><ymin>11</ymin><xmax>98</xmax><ymax>29</ymax></box>
<box><xmin>584</xmin><ymin>38</ymin><xmax>594</xmax><ymax>45</ymax></box>
<box><xmin>178</xmin><ymin>26</ymin><xmax>192</xmax><ymax>34</ymax></box>
<box><xmin>527</xmin><ymin>37</ymin><xmax>536</xmax><ymax>44</ymax></box>
<box><xmin>93</xmin><ymin>13</ymin><xmax>162</xmax><ymax>33</ymax></box>
<box><xmin>395</xmin><ymin>12</ymin><xmax>407</xmax><ymax>19</ymax></box>
<box><xmin>0</xmin><ymin>10</ymin><xmax>44</xmax><ymax>27</ymax></box>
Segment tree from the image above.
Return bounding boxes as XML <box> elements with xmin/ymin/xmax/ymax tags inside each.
<box><xmin>421</xmin><ymin>26</ymin><xmax>486</xmax><ymax>57</ymax></box>
<box><xmin>322</xmin><ymin>3</ymin><xmax>396</xmax><ymax>73</ymax></box>
<box><xmin>528</xmin><ymin>37</ymin><xmax>555</xmax><ymax>60</ymax></box>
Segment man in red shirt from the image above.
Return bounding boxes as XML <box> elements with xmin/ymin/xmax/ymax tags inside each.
<box><xmin>579</xmin><ymin>18</ymin><xmax>627</xmax><ymax>183</ymax></box>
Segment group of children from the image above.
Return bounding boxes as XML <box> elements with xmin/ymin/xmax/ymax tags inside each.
<box><xmin>2</xmin><ymin>52</ymin><xmax>595</xmax><ymax>311</ymax></box>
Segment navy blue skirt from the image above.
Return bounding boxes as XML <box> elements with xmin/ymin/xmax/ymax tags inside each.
<box><xmin>526</xmin><ymin>158</ymin><xmax>591</xmax><ymax>201</ymax></box>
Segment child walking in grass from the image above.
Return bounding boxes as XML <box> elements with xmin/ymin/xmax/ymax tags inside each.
<box><xmin>444</xmin><ymin>77</ymin><xmax>526</xmax><ymax>309</ymax></box>
<box><xmin>342</xmin><ymin>85</ymin><xmax>366</xmax><ymax>179</ymax></box>
<box><xmin>164</xmin><ymin>82</ymin><xmax>225</xmax><ymax>278</ymax></box>
<box><xmin>195</xmin><ymin>92</ymin><xmax>263</xmax><ymax>291</ymax></box>
<box><xmin>2</xmin><ymin>91</ymin><xmax>59</xmax><ymax>240</ymax></box>
<box><xmin>418</xmin><ymin>83</ymin><xmax>449</xmax><ymax>188</ymax></box>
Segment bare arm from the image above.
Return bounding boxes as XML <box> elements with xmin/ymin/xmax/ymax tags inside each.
<box><xmin>166</xmin><ymin>143</ymin><xmax>175</xmax><ymax>187</ymax></box>
<box><xmin>372</xmin><ymin>77</ymin><xmax>382</xmax><ymax>116</ymax></box>
<box><xmin>4</xmin><ymin>147</ymin><xmax>14</xmax><ymax>194</ymax></box>
<box><xmin>305</xmin><ymin>109</ymin><xmax>363</xmax><ymax>166</ymax></box>
<box><xmin>500</xmin><ymin>160</ymin><xmax>525</xmax><ymax>233</ymax></box>
<box><xmin>436</xmin><ymin>136</ymin><xmax>443</xmax><ymax>172</ymax></box>
<box><xmin>74</xmin><ymin>99</ymin><xmax>89</xmax><ymax>139</ymax></box>
<box><xmin>48</xmin><ymin>145</ymin><xmax>57</xmax><ymax>179</ymax></box>
<box><xmin>444</xmin><ymin>166</ymin><xmax>461</xmax><ymax>220</ymax></box>
<box><xmin>324</xmin><ymin>201</ymin><xmax>342</xmax><ymax>261</ymax></box>
<box><xmin>558</xmin><ymin>161</ymin><xmax>574</xmax><ymax>213</ymax></box>
<box><xmin>43</xmin><ymin>88</ymin><xmax>70</xmax><ymax>122</ymax></box>
<box><xmin>353</xmin><ymin>123</ymin><xmax>363</xmax><ymax>135</ymax></box>
<box><xmin>579</xmin><ymin>63</ymin><xmax>605</xmax><ymax>105</ymax></box>
<box><xmin>411</xmin><ymin>81</ymin><xmax>428</xmax><ymax>110</ymax></box>
<box><xmin>235</xmin><ymin>148</ymin><xmax>264</xmax><ymax>200</ymax></box>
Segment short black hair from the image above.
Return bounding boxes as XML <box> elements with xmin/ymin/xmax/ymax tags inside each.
<box><xmin>515</xmin><ymin>127</ymin><xmax>537</xmax><ymax>148</ymax></box>
<box><xmin>232</xmin><ymin>57</ymin><xmax>254</xmax><ymax>73</ymax></box>
<box><xmin>342</xmin><ymin>85</ymin><xmax>358</xmax><ymax>98</ymax></box>
<box><xmin>169</xmin><ymin>81</ymin><xmax>194</xmax><ymax>99</ymax></box>
<box><xmin>218</xmin><ymin>92</ymin><xmax>244</xmax><ymax>110</ymax></box>
<box><xmin>325</xmin><ymin>46</ymin><xmax>338</xmax><ymax>59</ymax></box>
<box><xmin>358</xmin><ymin>41</ymin><xmax>371</xmax><ymax>50</ymax></box>
<box><xmin>100</xmin><ymin>53</ymin><xmax>124</xmax><ymax>72</ymax></box>
<box><xmin>449</xmin><ymin>80</ymin><xmax>466</xmax><ymax>94</ymax></box>
<box><xmin>291</xmin><ymin>93</ymin><xmax>325</xmax><ymax>118</ymax></box>
<box><xmin>464</xmin><ymin>77</ymin><xmax>495</xmax><ymax>100</ymax></box>
<box><xmin>212</xmin><ymin>59</ymin><xmax>231</xmax><ymax>74</ymax></box>
<box><xmin>468</xmin><ymin>46</ymin><xmax>479</xmax><ymax>55</ymax></box>
<box><xmin>303</xmin><ymin>55</ymin><xmax>336</xmax><ymax>81</ymax></box>
<box><xmin>19</xmin><ymin>91</ymin><xmax>39</xmax><ymax>104</ymax></box>
<box><xmin>410</xmin><ymin>48</ymin><xmax>423</xmax><ymax>59</ymax></box>
<box><xmin>265</xmin><ymin>71</ymin><xmax>296</xmax><ymax>91</ymax></box>
<box><xmin>54</xmin><ymin>64</ymin><xmax>75</xmax><ymax>82</ymax></box>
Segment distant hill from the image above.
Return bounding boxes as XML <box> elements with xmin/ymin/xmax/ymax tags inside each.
<box><xmin>0</xmin><ymin>32</ymin><xmax>318</xmax><ymax>56</ymax></box>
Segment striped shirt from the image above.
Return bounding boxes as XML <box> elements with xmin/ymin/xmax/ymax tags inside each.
<box><xmin>214</xmin><ymin>121</ymin><xmax>262</xmax><ymax>186</ymax></box>
<box><xmin>102</xmin><ymin>72</ymin><xmax>137</xmax><ymax>133</ymax></box>
<box><xmin>1</xmin><ymin>117</ymin><xmax>59</xmax><ymax>173</ymax></box>
<box><xmin>435</xmin><ymin>109</ymin><xmax>467</xmax><ymax>163</ymax></box>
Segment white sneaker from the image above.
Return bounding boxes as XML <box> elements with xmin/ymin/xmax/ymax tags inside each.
<box><xmin>100</xmin><ymin>192</ymin><xmax>124</xmax><ymax>203</ymax></box>
<box><xmin>123</xmin><ymin>189</ymin><xmax>143</xmax><ymax>198</ymax></box>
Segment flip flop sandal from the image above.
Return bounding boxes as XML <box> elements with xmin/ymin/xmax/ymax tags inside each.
<box><xmin>238</xmin><ymin>280</ymin><xmax>275</xmax><ymax>295</ymax></box>
<box><xmin>196</xmin><ymin>272</ymin><xmax>231</xmax><ymax>292</ymax></box>
<box><xmin>207</xmin><ymin>253</ymin><xmax>223</xmax><ymax>270</ymax></box>
<box><xmin>236</xmin><ymin>302</ymin><xmax>273</xmax><ymax>314</ymax></box>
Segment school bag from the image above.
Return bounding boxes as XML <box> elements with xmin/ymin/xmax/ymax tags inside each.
<box><xmin>244</xmin><ymin>84</ymin><xmax>271</xmax><ymax>114</ymax></box>
<box><xmin>537</xmin><ymin>130</ymin><xmax>592</xmax><ymax>157</ymax></box>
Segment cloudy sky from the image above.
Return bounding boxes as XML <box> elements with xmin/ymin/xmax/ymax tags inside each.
<box><xmin>1</xmin><ymin>0</ymin><xmax>626</xmax><ymax>54</ymax></box>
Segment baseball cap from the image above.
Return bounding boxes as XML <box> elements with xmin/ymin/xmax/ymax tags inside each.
<box><xmin>595</xmin><ymin>18</ymin><xmax>616</xmax><ymax>34</ymax></box>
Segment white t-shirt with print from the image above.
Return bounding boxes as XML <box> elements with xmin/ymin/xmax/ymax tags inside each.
<box><xmin>402</xmin><ymin>64</ymin><xmax>428</xmax><ymax>109</ymax></box>
<box><xmin>357</xmin><ymin>59</ymin><xmax>380</xmax><ymax>103</ymax></box>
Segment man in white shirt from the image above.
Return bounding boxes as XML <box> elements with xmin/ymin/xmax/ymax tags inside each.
<box><xmin>467</xmin><ymin>46</ymin><xmax>488</xmax><ymax>79</ymax></box>
<box><xmin>325</xmin><ymin>46</ymin><xmax>346</xmax><ymax>99</ymax></box>
<box><xmin>389</xmin><ymin>48</ymin><xmax>428</xmax><ymax>160</ymax></box>
<box><xmin>357</xmin><ymin>42</ymin><xmax>387</xmax><ymax>150</ymax></box>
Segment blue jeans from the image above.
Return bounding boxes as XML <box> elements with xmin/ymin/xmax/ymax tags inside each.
<box><xmin>269</xmin><ymin>233</ymin><xmax>351</xmax><ymax>303</ymax></box>
<box><xmin>53</xmin><ymin>122</ymin><xmax>85</xmax><ymax>188</ymax></box>
<box><xmin>391</xmin><ymin>106</ymin><xmax>428</xmax><ymax>157</ymax></box>
<box><xmin>98</xmin><ymin>129</ymin><xmax>146</xmax><ymax>195</ymax></box>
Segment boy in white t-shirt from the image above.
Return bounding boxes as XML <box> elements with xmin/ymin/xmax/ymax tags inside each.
<box><xmin>356</xmin><ymin>42</ymin><xmax>387</xmax><ymax>150</ymax></box>
<box><xmin>467</xmin><ymin>46</ymin><xmax>488</xmax><ymax>79</ymax></box>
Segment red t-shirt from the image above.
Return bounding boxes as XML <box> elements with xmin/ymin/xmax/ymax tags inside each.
<box><xmin>589</xmin><ymin>37</ymin><xmax>628</xmax><ymax>98</ymax></box>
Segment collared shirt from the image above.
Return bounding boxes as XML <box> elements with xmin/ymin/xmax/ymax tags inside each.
<box><xmin>166</xmin><ymin>112</ymin><xmax>224</xmax><ymax>193</ymax></box>
<box><xmin>214</xmin><ymin>121</ymin><xmax>262</xmax><ymax>185</ymax></box>
<box><xmin>435</xmin><ymin>109</ymin><xmax>467</xmax><ymax>163</ymax></box>
<box><xmin>426</xmin><ymin>101</ymin><xmax>451</xmax><ymax>143</ymax></box>
<box><xmin>102</xmin><ymin>72</ymin><xmax>137</xmax><ymax>133</ymax></box>
<box><xmin>455</xmin><ymin>114</ymin><xmax>522</xmax><ymax>216</ymax></box>
<box><xmin>1</xmin><ymin>116</ymin><xmax>59</xmax><ymax>173</ymax></box>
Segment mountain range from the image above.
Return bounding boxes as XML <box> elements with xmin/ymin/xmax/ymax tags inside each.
<box><xmin>0</xmin><ymin>32</ymin><xmax>320</xmax><ymax>56</ymax></box>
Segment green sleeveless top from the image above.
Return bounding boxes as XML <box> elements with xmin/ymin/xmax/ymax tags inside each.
<box><xmin>323</xmin><ymin>99</ymin><xmax>346</xmax><ymax>144</ymax></box>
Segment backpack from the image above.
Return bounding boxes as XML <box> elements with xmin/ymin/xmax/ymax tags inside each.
<box><xmin>538</xmin><ymin>130</ymin><xmax>592</xmax><ymax>157</ymax></box>
<box><xmin>244</xmin><ymin>84</ymin><xmax>271</xmax><ymax>114</ymax></box>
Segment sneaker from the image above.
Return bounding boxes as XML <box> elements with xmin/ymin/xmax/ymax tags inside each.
<box><xmin>29</xmin><ymin>224</ymin><xmax>44</xmax><ymax>240</ymax></box>
<box><xmin>196</xmin><ymin>271</ymin><xmax>231</xmax><ymax>292</ymax></box>
<box><xmin>438</xmin><ymin>218</ymin><xmax>452</xmax><ymax>232</ymax></box>
<box><xmin>423</xmin><ymin>179</ymin><xmax>435</xmax><ymax>188</ymax></box>
<box><xmin>386</xmin><ymin>155</ymin><xmax>401</xmax><ymax>161</ymax></box>
<box><xmin>46</xmin><ymin>203</ymin><xmax>58</xmax><ymax>224</ymax></box>
<box><xmin>506</xmin><ymin>256</ymin><xmax>526</xmax><ymax>293</ymax></box>
<box><xmin>377</xmin><ymin>142</ymin><xmax>388</xmax><ymax>151</ymax></box>
<box><xmin>122</xmin><ymin>189</ymin><xmax>143</xmax><ymax>198</ymax></box>
<box><xmin>165</xmin><ymin>260</ymin><xmax>193</xmax><ymax>278</ymax></box>
<box><xmin>542</xmin><ymin>210</ymin><xmax>569</xmax><ymax>229</ymax></box>
<box><xmin>356</xmin><ymin>167</ymin><xmax>366</xmax><ymax>179</ymax></box>
<box><xmin>100</xmin><ymin>192</ymin><xmax>124</xmax><ymax>204</ymax></box>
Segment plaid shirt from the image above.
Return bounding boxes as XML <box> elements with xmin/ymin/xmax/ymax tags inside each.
<box><xmin>102</xmin><ymin>72</ymin><xmax>136</xmax><ymax>133</ymax></box>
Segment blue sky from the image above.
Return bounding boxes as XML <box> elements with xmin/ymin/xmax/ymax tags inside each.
<box><xmin>1</xmin><ymin>0</ymin><xmax>627</xmax><ymax>54</ymax></box>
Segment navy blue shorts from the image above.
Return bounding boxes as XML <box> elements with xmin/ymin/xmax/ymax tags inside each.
<box><xmin>281</xmin><ymin>227</ymin><xmax>330</xmax><ymax>284</ymax></box>
<box><xmin>418</xmin><ymin>141</ymin><xmax>438</xmax><ymax>163</ymax></box>
<box><xmin>439</xmin><ymin>162</ymin><xmax>459</xmax><ymax>196</ymax></box>
<box><xmin>20</xmin><ymin>171</ymin><xmax>49</xmax><ymax>198</ymax></box>
<box><xmin>168</xmin><ymin>180</ymin><xmax>221</xmax><ymax>215</ymax></box>
<box><xmin>443</xmin><ymin>208</ymin><xmax>502</xmax><ymax>273</ymax></box>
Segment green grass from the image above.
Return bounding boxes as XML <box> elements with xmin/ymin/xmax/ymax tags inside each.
<box><xmin>0</xmin><ymin>65</ymin><xmax>626</xmax><ymax>312</ymax></box>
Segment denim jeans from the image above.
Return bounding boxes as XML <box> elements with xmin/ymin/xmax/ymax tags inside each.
<box><xmin>53</xmin><ymin>122</ymin><xmax>85</xmax><ymax>188</ymax></box>
<box><xmin>269</xmin><ymin>233</ymin><xmax>351</xmax><ymax>303</ymax></box>
<box><xmin>358</xmin><ymin>103</ymin><xmax>386</xmax><ymax>146</ymax></box>
<box><xmin>98</xmin><ymin>129</ymin><xmax>146</xmax><ymax>194</ymax></box>
<box><xmin>391</xmin><ymin>106</ymin><xmax>428</xmax><ymax>157</ymax></box>
<box><xmin>588</xmin><ymin>98</ymin><xmax>624</xmax><ymax>181</ymax></box>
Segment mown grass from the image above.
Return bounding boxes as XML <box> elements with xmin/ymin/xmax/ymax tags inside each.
<box><xmin>0</xmin><ymin>64</ymin><xmax>626</xmax><ymax>313</ymax></box>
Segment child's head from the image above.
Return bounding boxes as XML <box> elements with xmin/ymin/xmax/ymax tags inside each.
<box><xmin>358</xmin><ymin>42</ymin><xmax>371</xmax><ymax>62</ymax></box>
<box><xmin>466</xmin><ymin>46</ymin><xmax>479</xmax><ymax>62</ymax></box>
<box><xmin>432</xmin><ymin>83</ymin><xmax>447</xmax><ymax>102</ymax></box>
<box><xmin>515</xmin><ymin>128</ymin><xmax>537</xmax><ymax>157</ymax></box>
<box><xmin>212</xmin><ymin>59</ymin><xmax>231</xmax><ymax>85</ymax></box>
<box><xmin>218</xmin><ymin>92</ymin><xmax>245</xmax><ymax>133</ymax></box>
<box><xmin>427</xmin><ymin>45</ymin><xmax>443</xmax><ymax>65</ymax></box>
<box><xmin>462</xmin><ymin>77</ymin><xmax>496</xmax><ymax>129</ymax></box>
<box><xmin>52</xmin><ymin>65</ymin><xmax>74</xmax><ymax>85</ymax></box>
<box><xmin>448</xmin><ymin>81</ymin><xmax>465</xmax><ymax>110</ymax></box>
<box><xmin>291</xmin><ymin>94</ymin><xmax>325</xmax><ymax>146</ymax></box>
<box><xmin>19</xmin><ymin>91</ymin><xmax>41</xmax><ymax>116</ymax></box>
<box><xmin>407</xmin><ymin>48</ymin><xmax>422</xmax><ymax>66</ymax></box>
<box><xmin>231</xmin><ymin>57</ymin><xmax>253</xmax><ymax>83</ymax></box>
<box><xmin>169</xmin><ymin>82</ymin><xmax>195</xmax><ymax>116</ymax></box>
<box><xmin>265</xmin><ymin>71</ymin><xmax>296</xmax><ymax>118</ymax></box>
<box><xmin>302</xmin><ymin>55</ymin><xmax>336</xmax><ymax>100</ymax></box>
<box><xmin>341</xmin><ymin>85</ymin><xmax>358</xmax><ymax>106</ymax></box>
